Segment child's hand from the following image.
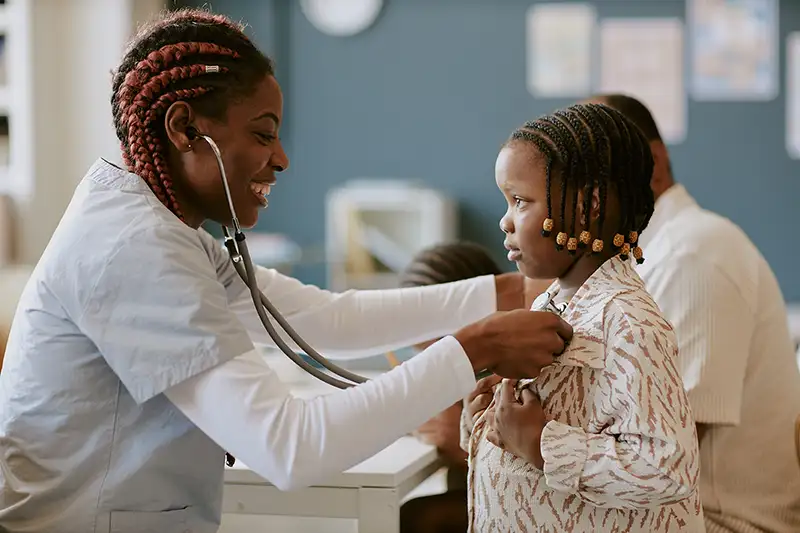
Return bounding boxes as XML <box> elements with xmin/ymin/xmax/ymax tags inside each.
<box><xmin>485</xmin><ymin>379</ymin><xmax>547</xmax><ymax>469</ymax></box>
<box><xmin>465</xmin><ymin>374</ymin><xmax>503</xmax><ymax>425</ymax></box>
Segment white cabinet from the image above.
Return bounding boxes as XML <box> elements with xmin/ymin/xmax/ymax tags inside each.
<box><xmin>325</xmin><ymin>180</ymin><xmax>457</xmax><ymax>291</ymax></box>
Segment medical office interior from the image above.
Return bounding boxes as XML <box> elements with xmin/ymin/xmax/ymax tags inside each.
<box><xmin>0</xmin><ymin>0</ymin><xmax>798</xmax><ymax>531</ymax></box>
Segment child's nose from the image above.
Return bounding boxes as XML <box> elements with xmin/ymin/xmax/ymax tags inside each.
<box><xmin>499</xmin><ymin>212</ymin><xmax>514</xmax><ymax>234</ymax></box>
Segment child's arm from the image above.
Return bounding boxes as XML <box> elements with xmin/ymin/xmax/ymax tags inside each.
<box><xmin>538</xmin><ymin>299</ymin><xmax>699</xmax><ymax>509</ymax></box>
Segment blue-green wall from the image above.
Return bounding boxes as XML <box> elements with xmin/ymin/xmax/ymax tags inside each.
<box><xmin>179</xmin><ymin>0</ymin><xmax>800</xmax><ymax>302</ymax></box>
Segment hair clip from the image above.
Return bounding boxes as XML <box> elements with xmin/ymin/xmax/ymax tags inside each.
<box><xmin>632</xmin><ymin>246</ymin><xmax>644</xmax><ymax>265</ymax></box>
<box><xmin>613</xmin><ymin>233</ymin><xmax>625</xmax><ymax>249</ymax></box>
<box><xmin>555</xmin><ymin>232</ymin><xmax>568</xmax><ymax>251</ymax></box>
<box><xmin>628</xmin><ymin>231</ymin><xmax>639</xmax><ymax>245</ymax></box>
<box><xmin>619</xmin><ymin>242</ymin><xmax>631</xmax><ymax>261</ymax></box>
<box><xmin>541</xmin><ymin>218</ymin><xmax>554</xmax><ymax>237</ymax></box>
<box><xmin>567</xmin><ymin>237</ymin><xmax>578</xmax><ymax>255</ymax></box>
<box><xmin>205</xmin><ymin>65</ymin><xmax>220</xmax><ymax>73</ymax></box>
<box><xmin>591</xmin><ymin>239</ymin><xmax>604</xmax><ymax>254</ymax></box>
<box><xmin>578</xmin><ymin>231</ymin><xmax>591</xmax><ymax>249</ymax></box>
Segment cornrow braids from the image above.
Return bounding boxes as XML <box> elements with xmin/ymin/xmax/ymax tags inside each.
<box><xmin>509</xmin><ymin>124</ymin><xmax>562</xmax><ymax>238</ymax></box>
<box><xmin>111</xmin><ymin>8</ymin><xmax>274</xmax><ymax>221</ymax></box>
<box><xmin>399</xmin><ymin>242</ymin><xmax>503</xmax><ymax>288</ymax></box>
<box><xmin>505</xmin><ymin>103</ymin><xmax>654</xmax><ymax>264</ymax></box>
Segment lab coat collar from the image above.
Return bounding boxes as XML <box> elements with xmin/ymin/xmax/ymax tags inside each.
<box><xmin>85</xmin><ymin>157</ymin><xmax>149</xmax><ymax>193</ymax></box>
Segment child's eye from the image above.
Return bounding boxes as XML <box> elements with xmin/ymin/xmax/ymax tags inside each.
<box><xmin>514</xmin><ymin>197</ymin><xmax>526</xmax><ymax>208</ymax></box>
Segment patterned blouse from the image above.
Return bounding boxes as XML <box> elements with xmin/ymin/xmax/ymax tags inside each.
<box><xmin>462</xmin><ymin>256</ymin><xmax>705</xmax><ymax>532</ymax></box>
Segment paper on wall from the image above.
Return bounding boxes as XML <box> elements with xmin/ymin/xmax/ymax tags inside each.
<box><xmin>598</xmin><ymin>18</ymin><xmax>687</xmax><ymax>145</ymax></box>
<box><xmin>688</xmin><ymin>0</ymin><xmax>779</xmax><ymax>101</ymax></box>
<box><xmin>786</xmin><ymin>32</ymin><xmax>800</xmax><ymax>159</ymax></box>
<box><xmin>526</xmin><ymin>3</ymin><xmax>596</xmax><ymax>98</ymax></box>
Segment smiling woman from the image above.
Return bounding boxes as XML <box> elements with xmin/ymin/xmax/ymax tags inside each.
<box><xmin>111</xmin><ymin>9</ymin><xmax>288</xmax><ymax>229</ymax></box>
<box><xmin>0</xmin><ymin>8</ymin><xmax>577</xmax><ymax>533</ymax></box>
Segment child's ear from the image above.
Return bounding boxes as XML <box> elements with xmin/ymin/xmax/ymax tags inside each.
<box><xmin>578</xmin><ymin>184</ymin><xmax>602</xmax><ymax>226</ymax></box>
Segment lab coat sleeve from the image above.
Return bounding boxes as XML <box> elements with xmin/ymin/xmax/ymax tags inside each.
<box><xmin>641</xmin><ymin>252</ymin><xmax>755</xmax><ymax>425</ymax></box>
<box><xmin>216</xmin><ymin>249</ymin><xmax>497</xmax><ymax>359</ymax></box>
<box><xmin>77</xmin><ymin>224</ymin><xmax>255</xmax><ymax>404</ymax></box>
<box><xmin>539</xmin><ymin>299</ymin><xmax>700</xmax><ymax>508</ymax></box>
<box><xmin>164</xmin><ymin>335</ymin><xmax>477</xmax><ymax>491</ymax></box>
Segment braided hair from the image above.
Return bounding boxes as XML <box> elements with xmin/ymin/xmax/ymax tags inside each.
<box><xmin>111</xmin><ymin>8</ymin><xmax>274</xmax><ymax>221</ymax></box>
<box><xmin>399</xmin><ymin>242</ymin><xmax>503</xmax><ymax>288</ymax></box>
<box><xmin>506</xmin><ymin>103</ymin><xmax>654</xmax><ymax>264</ymax></box>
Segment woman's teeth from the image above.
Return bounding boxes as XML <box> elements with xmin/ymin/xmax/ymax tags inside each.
<box><xmin>251</xmin><ymin>182</ymin><xmax>271</xmax><ymax>206</ymax></box>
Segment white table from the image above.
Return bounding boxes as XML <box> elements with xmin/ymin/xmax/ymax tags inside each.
<box><xmin>219</xmin><ymin>367</ymin><xmax>444</xmax><ymax>533</ymax></box>
<box><xmin>222</xmin><ymin>436</ymin><xmax>442</xmax><ymax>533</ymax></box>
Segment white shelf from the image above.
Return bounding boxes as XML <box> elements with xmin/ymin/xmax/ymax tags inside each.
<box><xmin>325</xmin><ymin>180</ymin><xmax>458</xmax><ymax>291</ymax></box>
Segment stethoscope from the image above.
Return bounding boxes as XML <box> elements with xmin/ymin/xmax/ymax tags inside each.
<box><xmin>187</xmin><ymin>127</ymin><xmax>371</xmax><ymax>391</ymax></box>
<box><xmin>531</xmin><ymin>287</ymin><xmax>568</xmax><ymax>315</ymax></box>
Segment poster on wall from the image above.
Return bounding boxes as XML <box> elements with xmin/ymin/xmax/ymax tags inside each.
<box><xmin>688</xmin><ymin>0</ymin><xmax>779</xmax><ymax>101</ymax></box>
<box><xmin>526</xmin><ymin>3</ymin><xmax>596</xmax><ymax>98</ymax></box>
<box><xmin>598</xmin><ymin>18</ymin><xmax>687</xmax><ymax>144</ymax></box>
<box><xmin>786</xmin><ymin>33</ymin><xmax>800</xmax><ymax>159</ymax></box>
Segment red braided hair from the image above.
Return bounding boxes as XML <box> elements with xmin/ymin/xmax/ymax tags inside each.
<box><xmin>111</xmin><ymin>9</ymin><xmax>274</xmax><ymax>221</ymax></box>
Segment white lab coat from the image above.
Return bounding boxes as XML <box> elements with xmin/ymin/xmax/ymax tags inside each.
<box><xmin>0</xmin><ymin>159</ymin><xmax>495</xmax><ymax>532</ymax></box>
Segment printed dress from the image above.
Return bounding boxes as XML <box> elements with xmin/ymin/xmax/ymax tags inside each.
<box><xmin>463</xmin><ymin>257</ymin><xmax>705</xmax><ymax>532</ymax></box>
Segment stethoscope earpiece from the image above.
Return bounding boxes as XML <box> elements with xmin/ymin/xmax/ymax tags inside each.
<box><xmin>186</xmin><ymin>126</ymin><xmax>199</xmax><ymax>141</ymax></box>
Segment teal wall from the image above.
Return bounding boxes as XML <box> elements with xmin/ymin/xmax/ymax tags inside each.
<box><xmin>180</xmin><ymin>0</ymin><xmax>800</xmax><ymax>302</ymax></box>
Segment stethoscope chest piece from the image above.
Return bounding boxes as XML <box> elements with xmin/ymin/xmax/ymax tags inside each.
<box><xmin>532</xmin><ymin>289</ymin><xmax>568</xmax><ymax>316</ymax></box>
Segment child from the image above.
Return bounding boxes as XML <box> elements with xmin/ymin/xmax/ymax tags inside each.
<box><xmin>461</xmin><ymin>103</ymin><xmax>703</xmax><ymax>532</ymax></box>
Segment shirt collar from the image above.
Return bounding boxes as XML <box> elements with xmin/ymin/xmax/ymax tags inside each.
<box><xmin>535</xmin><ymin>255</ymin><xmax>643</xmax><ymax>369</ymax></box>
<box><xmin>639</xmin><ymin>183</ymin><xmax>698</xmax><ymax>250</ymax></box>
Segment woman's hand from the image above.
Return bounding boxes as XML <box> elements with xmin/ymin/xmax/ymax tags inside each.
<box><xmin>485</xmin><ymin>379</ymin><xmax>547</xmax><ymax>469</ymax></box>
<box><xmin>414</xmin><ymin>402</ymin><xmax>467</xmax><ymax>467</ymax></box>
<box><xmin>454</xmin><ymin>309</ymin><xmax>572</xmax><ymax>378</ymax></box>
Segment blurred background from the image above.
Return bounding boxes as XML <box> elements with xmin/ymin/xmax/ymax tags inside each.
<box><xmin>0</xmin><ymin>0</ymin><xmax>798</xmax><ymax>340</ymax></box>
